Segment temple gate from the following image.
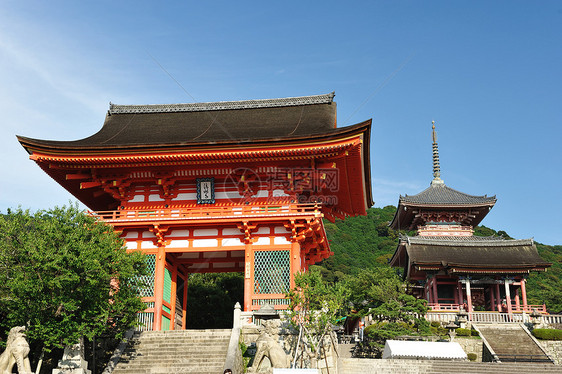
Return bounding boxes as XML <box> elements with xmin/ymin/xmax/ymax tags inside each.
<box><xmin>18</xmin><ymin>92</ymin><xmax>373</xmax><ymax>330</ymax></box>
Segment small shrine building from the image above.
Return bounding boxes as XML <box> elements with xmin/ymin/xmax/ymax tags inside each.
<box><xmin>18</xmin><ymin>93</ymin><xmax>373</xmax><ymax>330</ymax></box>
<box><xmin>388</xmin><ymin>123</ymin><xmax>550</xmax><ymax>314</ymax></box>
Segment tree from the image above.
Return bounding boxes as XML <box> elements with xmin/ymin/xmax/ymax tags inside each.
<box><xmin>285</xmin><ymin>269</ymin><xmax>349</xmax><ymax>369</ymax></box>
<box><xmin>0</xmin><ymin>204</ymin><xmax>147</xmax><ymax>353</ymax></box>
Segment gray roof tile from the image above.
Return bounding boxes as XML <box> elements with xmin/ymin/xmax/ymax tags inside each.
<box><xmin>400</xmin><ymin>183</ymin><xmax>496</xmax><ymax>206</ymax></box>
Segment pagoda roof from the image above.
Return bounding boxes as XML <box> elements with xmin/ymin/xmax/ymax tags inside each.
<box><xmin>399</xmin><ymin>183</ymin><xmax>496</xmax><ymax>206</ymax></box>
<box><xmin>389</xmin><ymin>235</ymin><xmax>551</xmax><ymax>275</ymax></box>
<box><xmin>388</xmin><ymin>183</ymin><xmax>497</xmax><ymax>230</ymax></box>
<box><xmin>18</xmin><ymin>92</ymin><xmax>342</xmax><ymax>152</ymax></box>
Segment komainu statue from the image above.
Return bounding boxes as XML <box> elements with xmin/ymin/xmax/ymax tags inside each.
<box><xmin>0</xmin><ymin>326</ymin><xmax>33</xmax><ymax>374</ymax></box>
<box><xmin>248</xmin><ymin>320</ymin><xmax>290</xmax><ymax>373</ymax></box>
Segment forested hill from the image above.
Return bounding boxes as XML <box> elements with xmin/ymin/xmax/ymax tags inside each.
<box><xmin>318</xmin><ymin>206</ymin><xmax>562</xmax><ymax>313</ymax></box>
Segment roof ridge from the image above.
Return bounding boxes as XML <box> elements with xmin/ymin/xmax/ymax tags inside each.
<box><xmin>108</xmin><ymin>92</ymin><xmax>335</xmax><ymax>114</ymax></box>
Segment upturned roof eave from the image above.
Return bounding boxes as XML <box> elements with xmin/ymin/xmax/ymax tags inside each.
<box><xmin>17</xmin><ymin>119</ymin><xmax>371</xmax><ymax>155</ymax></box>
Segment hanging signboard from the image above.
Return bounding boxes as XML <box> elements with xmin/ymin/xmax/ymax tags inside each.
<box><xmin>196</xmin><ymin>177</ymin><xmax>215</xmax><ymax>204</ymax></box>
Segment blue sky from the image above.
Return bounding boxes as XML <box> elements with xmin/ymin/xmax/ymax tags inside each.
<box><xmin>1</xmin><ymin>1</ymin><xmax>560</xmax><ymax>244</ymax></box>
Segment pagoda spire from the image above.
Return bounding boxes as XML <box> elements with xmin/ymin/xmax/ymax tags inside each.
<box><xmin>431</xmin><ymin>121</ymin><xmax>444</xmax><ymax>185</ymax></box>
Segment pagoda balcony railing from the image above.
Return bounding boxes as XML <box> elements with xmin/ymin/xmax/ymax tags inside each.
<box><xmin>427</xmin><ymin>310</ymin><xmax>562</xmax><ymax>325</ymax></box>
<box><xmin>428</xmin><ymin>303</ymin><xmax>548</xmax><ymax>314</ymax></box>
<box><xmin>90</xmin><ymin>203</ymin><xmax>323</xmax><ymax>224</ymax></box>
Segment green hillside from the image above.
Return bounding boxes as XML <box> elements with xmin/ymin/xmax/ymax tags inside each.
<box><xmin>318</xmin><ymin>206</ymin><xmax>562</xmax><ymax>314</ymax></box>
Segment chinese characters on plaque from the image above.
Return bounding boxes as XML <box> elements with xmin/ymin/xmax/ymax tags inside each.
<box><xmin>196</xmin><ymin>178</ymin><xmax>215</xmax><ymax>204</ymax></box>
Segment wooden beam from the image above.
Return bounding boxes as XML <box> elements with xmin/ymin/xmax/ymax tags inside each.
<box><xmin>66</xmin><ymin>173</ymin><xmax>91</xmax><ymax>180</ymax></box>
<box><xmin>80</xmin><ymin>181</ymin><xmax>102</xmax><ymax>189</ymax></box>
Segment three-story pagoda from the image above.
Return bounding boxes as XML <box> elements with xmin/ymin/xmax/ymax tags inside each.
<box><xmin>388</xmin><ymin>122</ymin><xmax>550</xmax><ymax>314</ymax></box>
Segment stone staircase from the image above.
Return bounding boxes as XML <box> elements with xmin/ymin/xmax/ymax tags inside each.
<box><xmin>476</xmin><ymin>324</ymin><xmax>552</xmax><ymax>363</ymax></box>
<box><xmin>111</xmin><ymin>329</ymin><xmax>231</xmax><ymax>374</ymax></box>
<box><xmin>339</xmin><ymin>358</ymin><xmax>562</xmax><ymax>373</ymax></box>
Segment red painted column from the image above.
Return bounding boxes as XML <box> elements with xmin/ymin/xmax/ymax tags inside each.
<box><xmin>457</xmin><ymin>281</ymin><xmax>464</xmax><ymax>309</ymax></box>
<box><xmin>244</xmin><ymin>242</ymin><xmax>253</xmax><ymax>312</ymax></box>
<box><xmin>489</xmin><ymin>285</ymin><xmax>496</xmax><ymax>312</ymax></box>
<box><xmin>432</xmin><ymin>276</ymin><xmax>439</xmax><ymax>309</ymax></box>
<box><xmin>153</xmin><ymin>245</ymin><xmax>166</xmax><ymax>331</ymax></box>
<box><xmin>514</xmin><ymin>284</ymin><xmax>521</xmax><ymax>312</ymax></box>
<box><xmin>521</xmin><ymin>278</ymin><xmax>528</xmax><ymax>312</ymax></box>
<box><xmin>495</xmin><ymin>283</ymin><xmax>502</xmax><ymax>311</ymax></box>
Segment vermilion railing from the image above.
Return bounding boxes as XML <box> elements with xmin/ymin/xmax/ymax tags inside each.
<box><xmin>90</xmin><ymin>203</ymin><xmax>322</xmax><ymax>223</ymax></box>
<box><xmin>428</xmin><ymin>303</ymin><xmax>547</xmax><ymax>313</ymax></box>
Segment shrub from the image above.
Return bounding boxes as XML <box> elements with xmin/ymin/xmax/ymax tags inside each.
<box><xmin>471</xmin><ymin>329</ymin><xmax>479</xmax><ymax>337</ymax></box>
<box><xmin>455</xmin><ymin>328</ymin><xmax>471</xmax><ymax>336</ymax></box>
<box><xmin>532</xmin><ymin>328</ymin><xmax>562</xmax><ymax>340</ymax></box>
<box><xmin>430</xmin><ymin>321</ymin><xmax>441</xmax><ymax>328</ymax></box>
<box><xmin>467</xmin><ymin>353</ymin><xmax>477</xmax><ymax>361</ymax></box>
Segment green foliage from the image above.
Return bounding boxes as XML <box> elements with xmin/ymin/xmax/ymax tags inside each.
<box><xmin>526</xmin><ymin>243</ymin><xmax>562</xmax><ymax>314</ymax></box>
<box><xmin>286</xmin><ymin>269</ymin><xmax>349</xmax><ymax>355</ymax></box>
<box><xmin>471</xmin><ymin>329</ymin><xmax>479</xmax><ymax>336</ymax></box>
<box><xmin>344</xmin><ymin>268</ymin><xmax>405</xmax><ymax>317</ymax></box>
<box><xmin>455</xmin><ymin>328</ymin><xmax>471</xmax><ymax>336</ymax></box>
<box><xmin>0</xmin><ymin>204</ymin><xmax>147</xmax><ymax>352</ymax></box>
<box><xmin>186</xmin><ymin>272</ymin><xmax>244</xmax><ymax>329</ymax></box>
<box><xmin>467</xmin><ymin>353</ymin><xmax>477</xmax><ymax>361</ymax></box>
<box><xmin>430</xmin><ymin>321</ymin><xmax>448</xmax><ymax>337</ymax></box>
<box><xmin>320</xmin><ymin>206</ymin><xmax>402</xmax><ymax>277</ymax></box>
<box><xmin>532</xmin><ymin>328</ymin><xmax>562</xmax><ymax>340</ymax></box>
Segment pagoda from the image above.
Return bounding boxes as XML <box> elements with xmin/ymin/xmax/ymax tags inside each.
<box><xmin>18</xmin><ymin>92</ymin><xmax>373</xmax><ymax>330</ymax></box>
<box><xmin>388</xmin><ymin>122</ymin><xmax>550</xmax><ymax>314</ymax></box>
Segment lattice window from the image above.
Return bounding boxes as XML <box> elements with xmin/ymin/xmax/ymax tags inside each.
<box><xmin>254</xmin><ymin>250</ymin><xmax>290</xmax><ymax>294</ymax></box>
<box><xmin>136</xmin><ymin>254</ymin><xmax>156</xmax><ymax>297</ymax></box>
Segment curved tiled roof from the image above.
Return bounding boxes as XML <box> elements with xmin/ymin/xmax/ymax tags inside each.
<box><xmin>400</xmin><ymin>183</ymin><xmax>496</xmax><ymax>206</ymax></box>
<box><xmin>17</xmin><ymin>93</ymin><xmax>340</xmax><ymax>150</ymax></box>
<box><xmin>389</xmin><ymin>235</ymin><xmax>550</xmax><ymax>271</ymax></box>
<box><xmin>402</xmin><ymin>235</ymin><xmax>532</xmax><ymax>247</ymax></box>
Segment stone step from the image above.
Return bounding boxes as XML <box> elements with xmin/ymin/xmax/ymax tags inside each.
<box><xmin>111</xmin><ymin>329</ymin><xmax>230</xmax><ymax>374</ymax></box>
<box><xmin>339</xmin><ymin>358</ymin><xmax>562</xmax><ymax>374</ymax></box>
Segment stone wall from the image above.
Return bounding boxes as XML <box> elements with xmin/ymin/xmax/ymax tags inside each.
<box><xmin>537</xmin><ymin>340</ymin><xmax>562</xmax><ymax>365</ymax></box>
<box><xmin>454</xmin><ymin>337</ymin><xmax>483</xmax><ymax>362</ymax></box>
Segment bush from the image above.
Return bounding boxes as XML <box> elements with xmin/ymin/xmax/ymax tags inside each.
<box><xmin>456</xmin><ymin>328</ymin><xmax>471</xmax><ymax>336</ymax></box>
<box><xmin>471</xmin><ymin>329</ymin><xmax>479</xmax><ymax>336</ymax></box>
<box><xmin>467</xmin><ymin>353</ymin><xmax>477</xmax><ymax>361</ymax></box>
<box><xmin>532</xmin><ymin>328</ymin><xmax>562</xmax><ymax>340</ymax></box>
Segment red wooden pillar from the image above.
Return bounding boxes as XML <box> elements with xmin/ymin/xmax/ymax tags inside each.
<box><xmin>244</xmin><ymin>242</ymin><xmax>254</xmax><ymax>311</ymax></box>
<box><xmin>432</xmin><ymin>277</ymin><xmax>439</xmax><ymax>308</ymax></box>
<box><xmin>290</xmin><ymin>241</ymin><xmax>302</xmax><ymax>289</ymax></box>
<box><xmin>489</xmin><ymin>285</ymin><xmax>496</xmax><ymax>312</ymax></box>
<box><xmin>514</xmin><ymin>284</ymin><xmax>521</xmax><ymax>312</ymax></box>
<box><xmin>457</xmin><ymin>281</ymin><xmax>464</xmax><ymax>308</ymax></box>
<box><xmin>153</xmin><ymin>245</ymin><xmax>166</xmax><ymax>331</ymax></box>
<box><xmin>495</xmin><ymin>283</ymin><xmax>502</xmax><ymax>312</ymax></box>
<box><xmin>521</xmin><ymin>278</ymin><xmax>528</xmax><ymax>312</ymax></box>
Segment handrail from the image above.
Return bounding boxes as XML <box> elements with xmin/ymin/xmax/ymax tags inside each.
<box><xmin>90</xmin><ymin>203</ymin><xmax>322</xmax><ymax>222</ymax></box>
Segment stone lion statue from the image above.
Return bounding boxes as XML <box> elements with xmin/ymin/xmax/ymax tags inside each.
<box><xmin>248</xmin><ymin>320</ymin><xmax>290</xmax><ymax>373</ymax></box>
<box><xmin>0</xmin><ymin>326</ymin><xmax>32</xmax><ymax>374</ymax></box>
